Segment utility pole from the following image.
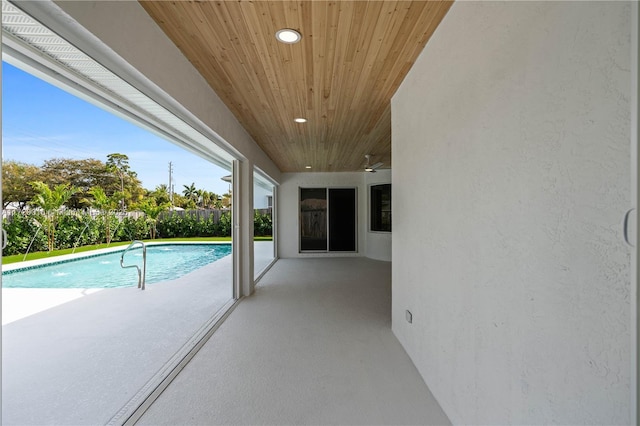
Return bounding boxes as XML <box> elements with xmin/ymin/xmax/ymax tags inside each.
<box><xmin>168</xmin><ymin>162</ymin><xmax>174</xmax><ymax>205</ymax></box>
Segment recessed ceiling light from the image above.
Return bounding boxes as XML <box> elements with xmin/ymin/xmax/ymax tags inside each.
<box><xmin>275</xmin><ymin>29</ymin><xmax>302</xmax><ymax>44</ymax></box>
<box><xmin>294</xmin><ymin>117</ymin><xmax>307</xmax><ymax>123</ymax></box>
<box><xmin>305</xmin><ymin>165</ymin><xmax>312</xmax><ymax>169</ymax></box>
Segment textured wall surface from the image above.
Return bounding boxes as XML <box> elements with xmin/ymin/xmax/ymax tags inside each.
<box><xmin>392</xmin><ymin>2</ymin><xmax>632</xmax><ymax>424</ymax></box>
<box><xmin>278</xmin><ymin>171</ymin><xmax>393</xmax><ymax>260</ymax></box>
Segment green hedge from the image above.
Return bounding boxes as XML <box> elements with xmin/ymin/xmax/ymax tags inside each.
<box><xmin>156</xmin><ymin>211</ymin><xmax>231</xmax><ymax>238</ymax></box>
<box><xmin>253</xmin><ymin>210</ymin><xmax>272</xmax><ymax>237</ymax></box>
<box><xmin>2</xmin><ymin>210</ymin><xmax>271</xmax><ymax>256</ymax></box>
<box><xmin>3</xmin><ymin>211</ymin><xmax>48</xmax><ymax>256</ymax></box>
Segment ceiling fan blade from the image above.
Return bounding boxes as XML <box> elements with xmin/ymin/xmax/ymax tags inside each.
<box><xmin>371</xmin><ymin>162</ymin><xmax>384</xmax><ymax>170</ymax></box>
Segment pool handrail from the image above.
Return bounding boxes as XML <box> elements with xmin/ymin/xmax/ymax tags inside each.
<box><xmin>120</xmin><ymin>240</ymin><xmax>147</xmax><ymax>290</ymax></box>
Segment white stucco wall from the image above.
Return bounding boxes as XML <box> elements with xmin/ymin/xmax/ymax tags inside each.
<box><xmin>278</xmin><ymin>171</ymin><xmax>392</xmax><ymax>260</ymax></box>
<box><xmin>253</xmin><ymin>186</ymin><xmax>272</xmax><ymax>210</ymax></box>
<box><xmin>278</xmin><ymin>172</ymin><xmax>394</xmax><ymax>260</ymax></box>
<box><xmin>392</xmin><ymin>2</ymin><xmax>632</xmax><ymax>425</ymax></box>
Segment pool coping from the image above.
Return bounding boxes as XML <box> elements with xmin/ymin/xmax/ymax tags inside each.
<box><xmin>2</xmin><ymin>241</ymin><xmax>232</xmax><ymax>273</ymax></box>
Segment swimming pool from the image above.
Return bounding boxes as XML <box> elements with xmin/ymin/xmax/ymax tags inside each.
<box><xmin>2</xmin><ymin>243</ymin><xmax>232</xmax><ymax>289</ymax></box>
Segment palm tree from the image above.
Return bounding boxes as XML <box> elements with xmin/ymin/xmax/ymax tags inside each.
<box><xmin>138</xmin><ymin>199</ymin><xmax>170</xmax><ymax>239</ymax></box>
<box><xmin>149</xmin><ymin>184</ymin><xmax>171</xmax><ymax>205</ymax></box>
<box><xmin>182</xmin><ymin>182</ymin><xmax>198</xmax><ymax>204</ymax></box>
<box><xmin>88</xmin><ymin>186</ymin><xmax>122</xmax><ymax>244</ymax></box>
<box><xmin>29</xmin><ymin>181</ymin><xmax>78</xmax><ymax>251</ymax></box>
<box><xmin>199</xmin><ymin>189</ymin><xmax>213</xmax><ymax>208</ymax></box>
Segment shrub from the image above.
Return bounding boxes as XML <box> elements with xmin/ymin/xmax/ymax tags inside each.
<box><xmin>3</xmin><ymin>212</ymin><xmax>47</xmax><ymax>256</ymax></box>
<box><xmin>115</xmin><ymin>216</ymin><xmax>150</xmax><ymax>241</ymax></box>
<box><xmin>3</xmin><ymin>208</ymin><xmax>240</xmax><ymax>256</ymax></box>
<box><xmin>253</xmin><ymin>211</ymin><xmax>272</xmax><ymax>236</ymax></box>
<box><xmin>218</xmin><ymin>211</ymin><xmax>232</xmax><ymax>237</ymax></box>
<box><xmin>56</xmin><ymin>212</ymin><xmax>101</xmax><ymax>249</ymax></box>
<box><xmin>156</xmin><ymin>213</ymin><xmax>184</xmax><ymax>238</ymax></box>
<box><xmin>156</xmin><ymin>211</ymin><xmax>232</xmax><ymax>238</ymax></box>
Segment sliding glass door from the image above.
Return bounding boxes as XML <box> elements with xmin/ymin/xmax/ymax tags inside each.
<box><xmin>1</xmin><ymin>5</ymin><xmax>237</xmax><ymax>423</ymax></box>
<box><xmin>299</xmin><ymin>187</ymin><xmax>357</xmax><ymax>253</ymax></box>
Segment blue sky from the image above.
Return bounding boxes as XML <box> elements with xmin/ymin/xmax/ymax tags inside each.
<box><xmin>2</xmin><ymin>61</ymin><xmax>231</xmax><ymax>196</ymax></box>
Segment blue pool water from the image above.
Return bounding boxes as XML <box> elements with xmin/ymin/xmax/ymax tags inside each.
<box><xmin>2</xmin><ymin>244</ymin><xmax>232</xmax><ymax>289</ymax></box>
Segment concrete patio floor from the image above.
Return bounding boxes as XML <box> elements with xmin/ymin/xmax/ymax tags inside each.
<box><xmin>138</xmin><ymin>258</ymin><xmax>450</xmax><ymax>425</ymax></box>
<box><xmin>2</xmin><ymin>243</ymin><xmax>447</xmax><ymax>426</ymax></box>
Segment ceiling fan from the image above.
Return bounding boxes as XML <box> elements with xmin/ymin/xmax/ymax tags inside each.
<box><xmin>364</xmin><ymin>154</ymin><xmax>384</xmax><ymax>173</ymax></box>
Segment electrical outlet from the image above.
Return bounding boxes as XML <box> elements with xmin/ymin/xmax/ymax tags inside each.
<box><xmin>405</xmin><ymin>310</ymin><xmax>412</xmax><ymax>324</ymax></box>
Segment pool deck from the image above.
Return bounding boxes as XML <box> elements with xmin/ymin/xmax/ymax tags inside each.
<box><xmin>2</xmin><ymin>287</ymin><xmax>104</xmax><ymax>325</ymax></box>
<box><xmin>2</xmin><ymin>241</ymin><xmax>275</xmax><ymax>425</ymax></box>
<box><xmin>2</xmin><ymin>245</ymin><xmax>126</xmax><ymax>325</ymax></box>
<box><xmin>1</xmin><ymin>240</ymin><xmax>270</xmax><ymax>325</ymax></box>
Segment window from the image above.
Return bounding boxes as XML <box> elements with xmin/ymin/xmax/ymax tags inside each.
<box><xmin>254</xmin><ymin>169</ymin><xmax>276</xmax><ymax>281</ymax></box>
<box><xmin>370</xmin><ymin>184</ymin><xmax>391</xmax><ymax>232</ymax></box>
<box><xmin>1</xmin><ymin>3</ymin><xmax>237</xmax><ymax>424</ymax></box>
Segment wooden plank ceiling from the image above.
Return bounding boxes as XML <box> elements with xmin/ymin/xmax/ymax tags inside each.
<box><xmin>140</xmin><ymin>0</ymin><xmax>452</xmax><ymax>172</ymax></box>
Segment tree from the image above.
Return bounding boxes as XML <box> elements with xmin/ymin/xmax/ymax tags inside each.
<box><xmin>87</xmin><ymin>186</ymin><xmax>122</xmax><ymax>244</ymax></box>
<box><xmin>2</xmin><ymin>161</ymin><xmax>42</xmax><ymax>209</ymax></box>
<box><xmin>148</xmin><ymin>185</ymin><xmax>171</xmax><ymax>205</ymax></box>
<box><xmin>171</xmin><ymin>193</ymin><xmax>194</xmax><ymax>210</ymax></box>
<box><xmin>40</xmin><ymin>158</ymin><xmax>108</xmax><ymax>209</ymax></box>
<box><xmin>106</xmin><ymin>153</ymin><xmax>144</xmax><ymax>211</ymax></box>
<box><xmin>210</xmin><ymin>192</ymin><xmax>223</xmax><ymax>209</ymax></box>
<box><xmin>198</xmin><ymin>190</ymin><xmax>208</xmax><ymax>208</ymax></box>
<box><xmin>222</xmin><ymin>191</ymin><xmax>232</xmax><ymax>209</ymax></box>
<box><xmin>182</xmin><ymin>182</ymin><xmax>198</xmax><ymax>204</ymax></box>
<box><xmin>199</xmin><ymin>190</ymin><xmax>220</xmax><ymax>209</ymax></box>
<box><xmin>29</xmin><ymin>181</ymin><xmax>78</xmax><ymax>251</ymax></box>
<box><xmin>137</xmin><ymin>199</ymin><xmax>170</xmax><ymax>239</ymax></box>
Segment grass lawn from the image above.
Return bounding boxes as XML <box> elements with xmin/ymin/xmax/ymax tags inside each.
<box><xmin>2</xmin><ymin>236</ymin><xmax>272</xmax><ymax>265</ymax></box>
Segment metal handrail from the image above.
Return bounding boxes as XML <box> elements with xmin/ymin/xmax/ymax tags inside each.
<box><xmin>120</xmin><ymin>240</ymin><xmax>147</xmax><ymax>290</ymax></box>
